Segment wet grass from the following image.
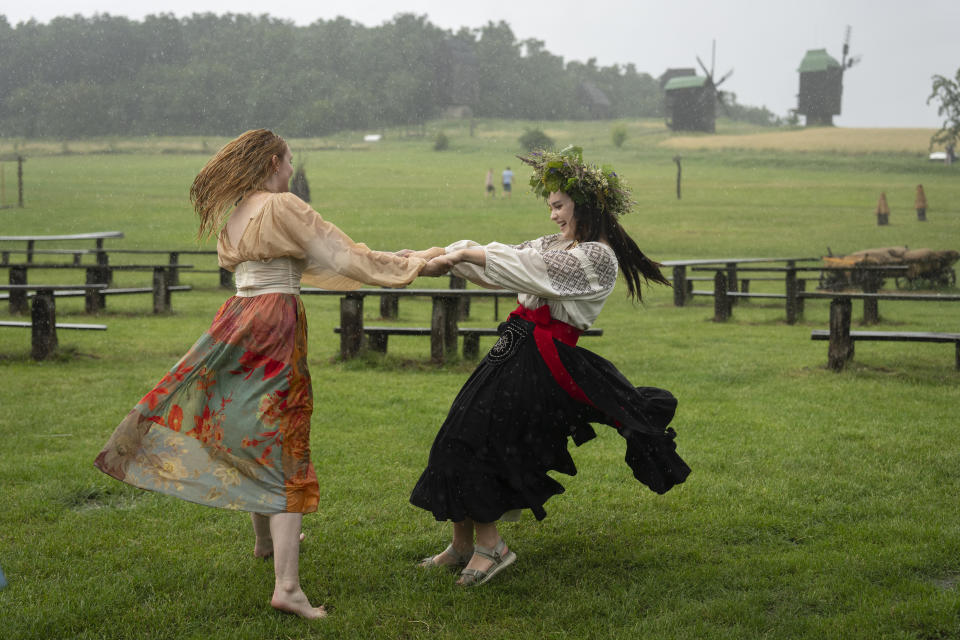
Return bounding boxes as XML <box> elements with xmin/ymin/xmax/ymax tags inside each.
<box><xmin>1</xmin><ymin>120</ymin><xmax>959</xmax><ymax>639</ymax></box>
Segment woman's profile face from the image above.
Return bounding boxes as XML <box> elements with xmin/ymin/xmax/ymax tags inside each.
<box><xmin>548</xmin><ymin>191</ymin><xmax>577</xmax><ymax>241</ymax></box>
<box><xmin>276</xmin><ymin>146</ymin><xmax>294</xmax><ymax>187</ymax></box>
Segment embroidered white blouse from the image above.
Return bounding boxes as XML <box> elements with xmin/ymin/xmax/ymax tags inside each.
<box><xmin>446</xmin><ymin>234</ymin><xmax>618</xmax><ymax>329</ymax></box>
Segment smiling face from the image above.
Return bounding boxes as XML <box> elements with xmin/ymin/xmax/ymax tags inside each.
<box><xmin>548</xmin><ymin>191</ymin><xmax>577</xmax><ymax>241</ymax></box>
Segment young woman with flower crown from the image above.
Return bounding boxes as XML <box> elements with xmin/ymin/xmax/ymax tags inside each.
<box><xmin>410</xmin><ymin>147</ymin><xmax>691</xmax><ymax>587</ymax></box>
<box><xmin>94</xmin><ymin>129</ymin><xmax>437</xmax><ymax>619</ymax></box>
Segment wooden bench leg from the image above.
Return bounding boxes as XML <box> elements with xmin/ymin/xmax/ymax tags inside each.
<box><xmin>785</xmin><ymin>268</ymin><xmax>798</xmax><ymax>325</ymax></box>
<box><xmin>219</xmin><ymin>267</ymin><xmax>233</xmax><ymax>289</ymax></box>
<box><xmin>368</xmin><ymin>332</ymin><xmax>388</xmax><ymax>353</ymax></box>
<box><xmin>828</xmin><ymin>298</ymin><xmax>854</xmax><ymax>371</ymax></box>
<box><xmin>153</xmin><ymin>267</ymin><xmax>171</xmax><ymax>314</ymax></box>
<box><xmin>672</xmin><ymin>265</ymin><xmax>687</xmax><ymax>307</ymax></box>
<box><xmin>168</xmin><ymin>252</ymin><xmax>180</xmax><ymax>286</ymax></box>
<box><xmin>340</xmin><ymin>295</ymin><xmax>364</xmax><ymax>359</ymax></box>
<box><xmin>31</xmin><ymin>290</ymin><xmax>57</xmax><ymax>360</ymax></box>
<box><xmin>713</xmin><ymin>271</ymin><xmax>730</xmax><ymax>322</ymax></box>
<box><xmin>862</xmin><ymin>276</ymin><xmax>880</xmax><ymax>325</ymax></box>
<box><xmin>9</xmin><ymin>266</ymin><xmax>27</xmax><ymax>314</ymax></box>
<box><xmin>85</xmin><ymin>266</ymin><xmax>106</xmax><ymax>313</ymax></box>
<box><xmin>463</xmin><ymin>333</ymin><xmax>480</xmax><ymax>359</ymax></box>
<box><xmin>449</xmin><ymin>275</ymin><xmax>470</xmax><ymax>319</ymax></box>
<box><xmin>379</xmin><ymin>294</ymin><xmax>398</xmax><ymax>320</ymax></box>
<box><xmin>431</xmin><ymin>296</ymin><xmax>459</xmax><ymax>362</ymax></box>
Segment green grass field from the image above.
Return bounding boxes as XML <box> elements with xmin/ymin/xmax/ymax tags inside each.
<box><xmin>1</xmin><ymin>119</ymin><xmax>959</xmax><ymax>639</ymax></box>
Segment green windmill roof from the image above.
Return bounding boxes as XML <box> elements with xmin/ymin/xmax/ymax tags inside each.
<box><xmin>798</xmin><ymin>49</ymin><xmax>841</xmax><ymax>73</ymax></box>
<box><xmin>664</xmin><ymin>75</ymin><xmax>708</xmax><ymax>90</ymax></box>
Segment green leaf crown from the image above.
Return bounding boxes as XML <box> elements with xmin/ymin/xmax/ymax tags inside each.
<box><xmin>517</xmin><ymin>146</ymin><xmax>633</xmax><ymax>220</ymax></box>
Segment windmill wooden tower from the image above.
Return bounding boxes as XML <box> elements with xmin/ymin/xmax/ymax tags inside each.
<box><xmin>796</xmin><ymin>26</ymin><xmax>860</xmax><ymax>126</ymax></box>
<box><xmin>662</xmin><ymin>41</ymin><xmax>733</xmax><ymax>133</ymax></box>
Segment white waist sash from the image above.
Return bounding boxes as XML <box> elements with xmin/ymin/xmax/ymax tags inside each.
<box><xmin>234</xmin><ymin>258</ymin><xmax>302</xmax><ymax>297</ymax></box>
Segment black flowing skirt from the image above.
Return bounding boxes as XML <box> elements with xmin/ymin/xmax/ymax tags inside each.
<box><xmin>409</xmin><ymin>315</ymin><xmax>691</xmax><ymax>522</ymax></box>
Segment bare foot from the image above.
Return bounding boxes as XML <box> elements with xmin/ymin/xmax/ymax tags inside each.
<box><xmin>271</xmin><ymin>586</ymin><xmax>327</xmax><ymax>620</ymax></box>
<box><xmin>255</xmin><ymin>532</ymin><xmax>306</xmax><ymax>559</ymax></box>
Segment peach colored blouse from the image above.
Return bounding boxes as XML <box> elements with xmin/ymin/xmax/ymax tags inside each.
<box><xmin>217</xmin><ymin>192</ymin><xmax>425</xmax><ymax>291</ymax></box>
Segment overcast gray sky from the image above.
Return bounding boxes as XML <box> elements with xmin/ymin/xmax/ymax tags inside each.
<box><xmin>4</xmin><ymin>0</ymin><xmax>957</xmax><ymax>128</ymax></box>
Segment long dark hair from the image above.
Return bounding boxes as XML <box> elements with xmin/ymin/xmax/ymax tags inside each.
<box><xmin>572</xmin><ymin>199</ymin><xmax>670</xmax><ymax>301</ymax></box>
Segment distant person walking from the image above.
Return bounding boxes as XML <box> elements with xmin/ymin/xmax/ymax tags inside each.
<box><xmin>94</xmin><ymin>129</ymin><xmax>432</xmax><ymax>620</ymax></box>
<box><xmin>501</xmin><ymin>166</ymin><xmax>514</xmax><ymax>198</ymax></box>
<box><xmin>485</xmin><ymin>168</ymin><xmax>496</xmax><ymax>198</ymax></box>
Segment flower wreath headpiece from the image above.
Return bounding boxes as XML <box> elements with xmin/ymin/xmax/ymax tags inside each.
<box><xmin>517</xmin><ymin>146</ymin><xmax>633</xmax><ymax>220</ymax></box>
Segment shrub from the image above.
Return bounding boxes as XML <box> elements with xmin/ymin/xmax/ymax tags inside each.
<box><xmin>433</xmin><ymin>131</ymin><xmax>450</xmax><ymax>151</ymax></box>
<box><xmin>518</xmin><ymin>128</ymin><xmax>555</xmax><ymax>151</ymax></box>
<box><xmin>611</xmin><ymin>123</ymin><xmax>628</xmax><ymax>148</ymax></box>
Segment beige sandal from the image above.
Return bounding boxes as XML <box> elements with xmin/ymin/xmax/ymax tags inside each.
<box><xmin>417</xmin><ymin>543</ymin><xmax>473</xmax><ymax>569</ymax></box>
<box><xmin>457</xmin><ymin>539</ymin><xmax>516</xmax><ymax>587</ymax></box>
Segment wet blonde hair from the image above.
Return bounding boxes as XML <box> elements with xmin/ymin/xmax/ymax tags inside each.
<box><xmin>190</xmin><ymin>129</ymin><xmax>288</xmax><ymax>239</ymax></box>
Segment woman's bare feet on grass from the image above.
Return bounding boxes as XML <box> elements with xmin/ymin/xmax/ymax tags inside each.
<box><xmin>271</xmin><ymin>585</ymin><xmax>327</xmax><ymax>620</ymax></box>
<box><xmin>254</xmin><ymin>532</ymin><xmax>305</xmax><ymax>559</ymax></box>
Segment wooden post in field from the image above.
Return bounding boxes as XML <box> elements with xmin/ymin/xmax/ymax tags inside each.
<box><xmin>152</xmin><ymin>267</ymin><xmax>171</xmax><ymax>314</ymax></box>
<box><xmin>673</xmin><ymin>155</ymin><xmax>682</xmax><ymax>200</ymax></box>
<box><xmin>914</xmin><ymin>184</ymin><xmax>927</xmax><ymax>221</ymax></box>
<box><xmin>827</xmin><ymin>298</ymin><xmax>854</xmax><ymax>371</ymax></box>
<box><xmin>875</xmin><ymin>192</ymin><xmax>889</xmax><ymax>225</ymax></box>
<box><xmin>17</xmin><ymin>156</ymin><xmax>24</xmax><ymax>208</ymax></box>
<box><xmin>713</xmin><ymin>270</ymin><xmax>730</xmax><ymax>322</ymax></box>
<box><xmin>861</xmin><ymin>273</ymin><xmax>880</xmax><ymax>325</ymax></box>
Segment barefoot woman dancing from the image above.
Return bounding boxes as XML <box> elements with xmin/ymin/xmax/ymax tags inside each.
<box><xmin>95</xmin><ymin>129</ymin><xmax>433</xmax><ymax>618</ymax></box>
<box><xmin>411</xmin><ymin>146</ymin><xmax>691</xmax><ymax>586</ymax></box>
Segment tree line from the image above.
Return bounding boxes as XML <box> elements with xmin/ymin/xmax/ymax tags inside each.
<box><xmin>0</xmin><ymin>12</ymin><xmax>780</xmax><ymax>138</ymax></box>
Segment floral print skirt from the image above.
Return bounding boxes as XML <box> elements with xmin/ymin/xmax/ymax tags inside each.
<box><xmin>94</xmin><ymin>293</ymin><xmax>319</xmax><ymax>513</ymax></box>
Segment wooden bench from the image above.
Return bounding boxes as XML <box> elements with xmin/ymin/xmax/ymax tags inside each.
<box><xmin>702</xmin><ymin>265</ymin><xmax>911</xmax><ymax>324</ymax></box>
<box><xmin>2</xmin><ymin>264</ymin><xmax>191</xmax><ymax>313</ymax></box>
<box><xmin>97</xmin><ymin>249</ymin><xmax>229</xmax><ymax>287</ymax></box>
<box><xmin>662</xmin><ymin>257</ymin><xmax>819</xmax><ymax>307</ymax></box>
<box><xmin>0</xmin><ymin>285</ymin><xmax>107</xmax><ymax>359</ymax></box>
<box><xmin>810</xmin><ymin>296</ymin><xmax>960</xmax><ymax>371</ymax></box>
<box><xmin>0</xmin><ymin>232</ymin><xmax>123</xmax><ymax>263</ymax></box>
<box><xmin>334</xmin><ymin>325</ymin><xmax>603</xmax><ymax>359</ymax></box>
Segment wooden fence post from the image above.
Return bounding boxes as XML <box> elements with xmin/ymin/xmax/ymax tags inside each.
<box><xmin>827</xmin><ymin>298</ymin><xmax>854</xmax><ymax>371</ymax></box>
<box><xmin>31</xmin><ymin>289</ymin><xmax>57</xmax><ymax>360</ymax></box>
<box><xmin>672</xmin><ymin>265</ymin><xmax>687</xmax><ymax>307</ymax></box>
<box><xmin>9</xmin><ymin>266</ymin><xmax>28</xmax><ymax>314</ymax></box>
<box><xmin>339</xmin><ymin>294</ymin><xmax>364</xmax><ymax>359</ymax></box>
<box><xmin>713</xmin><ymin>271</ymin><xmax>730</xmax><ymax>322</ymax></box>
<box><xmin>17</xmin><ymin>155</ymin><xmax>24</xmax><ymax>209</ymax></box>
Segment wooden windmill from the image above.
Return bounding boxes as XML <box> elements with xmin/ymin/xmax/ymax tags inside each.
<box><xmin>796</xmin><ymin>26</ymin><xmax>860</xmax><ymax>126</ymax></box>
<box><xmin>662</xmin><ymin>41</ymin><xmax>733</xmax><ymax>133</ymax></box>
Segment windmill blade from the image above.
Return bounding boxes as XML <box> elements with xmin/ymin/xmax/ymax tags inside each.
<box><xmin>695</xmin><ymin>55</ymin><xmax>713</xmax><ymax>82</ymax></box>
<box><xmin>715</xmin><ymin>69</ymin><xmax>734</xmax><ymax>87</ymax></box>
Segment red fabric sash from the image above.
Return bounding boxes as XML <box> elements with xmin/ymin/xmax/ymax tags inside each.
<box><xmin>508</xmin><ymin>304</ymin><xmax>595</xmax><ymax>407</ymax></box>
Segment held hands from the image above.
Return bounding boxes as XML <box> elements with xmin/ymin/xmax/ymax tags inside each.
<box><xmin>419</xmin><ymin>253</ymin><xmax>457</xmax><ymax>277</ymax></box>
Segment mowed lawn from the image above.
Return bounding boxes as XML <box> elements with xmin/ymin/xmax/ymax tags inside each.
<box><xmin>1</xmin><ymin>120</ymin><xmax>959</xmax><ymax>639</ymax></box>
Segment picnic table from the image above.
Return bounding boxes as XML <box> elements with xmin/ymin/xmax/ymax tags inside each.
<box><xmin>0</xmin><ymin>284</ymin><xmax>108</xmax><ymax>359</ymax></box>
